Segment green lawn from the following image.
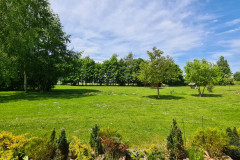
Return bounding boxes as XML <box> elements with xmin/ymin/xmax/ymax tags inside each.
<box><xmin>0</xmin><ymin>85</ymin><xmax>240</xmax><ymax>148</ymax></box>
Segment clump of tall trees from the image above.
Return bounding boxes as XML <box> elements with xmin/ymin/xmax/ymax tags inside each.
<box><xmin>0</xmin><ymin>0</ymin><xmax>75</xmax><ymax>92</ymax></box>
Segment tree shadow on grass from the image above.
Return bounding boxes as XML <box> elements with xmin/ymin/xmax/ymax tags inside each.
<box><xmin>143</xmin><ymin>95</ymin><xmax>184</xmax><ymax>100</ymax></box>
<box><xmin>191</xmin><ymin>94</ymin><xmax>222</xmax><ymax>97</ymax></box>
<box><xmin>0</xmin><ymin>89</ymin><xmax>100</xmax><ymax>103</ymax></box>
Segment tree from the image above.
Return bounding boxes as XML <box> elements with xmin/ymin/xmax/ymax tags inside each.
<box><xmin>223</xmin><ymin>74</ymin><xmax>234</xmax><ymax>89</ymax></box>
<box><xmin>184</xmin><ymin>59</ymin><xmax>220</xmax><ymax>97</ymax></box>
<box><xmin>81</xmin><ymin>56</ymin><xmax>95</xmax><ymax>85</ymax></box>
<box><xmin>124</xmin><ymin>52</ymin><xmax>134</xmax><ymax>85</ymax></box>
<box><xmin>167</xmin><ymin>119</ymin><xmax>186</xmax><ymax>160</ymax></box>
<box><xmin>166</xmin><ymin>64</ymin><xmax>185</xmax><ymax>86</ymax></box>
<box><xmin>56</xmin><ymin>129</ymin><xmax>69</xmax><ymax>160</ymax></box>
<box><xmin>108</xmin><ymin>54</ymin><xmax>119</xmax><ymax>85</ymax></box>
<box><xmin>139</xmin><ymin>47</ymin><xmax>176</xmax><ymax>98</ymax></box>
<box><xmin>234</xmin><ymin>72</ymin><xmax>240</xmax><ymax>81</ymax></box>
<box><xmin>137</xmin><ymin>61</ymin><xmax>149</xmax><ymax>86</ymax></box>
<box><xmin>89</xmin><ymin>125</ymin><xmax>103</xmax><ymax>156</ymax></box>
<box><xmin>0</xmin><ymin>0</ymin><xmax>72</xmax><ymax>92</ymax></box>
<box><xmin>217</xmin><ymin>56</ymin><xmax>232</xmax><ymax>84</ymax></box>
<box><xmin>132</xmin><ymin>58</ymin><xmax>144</xmax><ymax>86</ymax></box>
<box><xmin>117</xmin><ymin>58</ymin><xmax>127</xmax><ymax>86</ymax></box>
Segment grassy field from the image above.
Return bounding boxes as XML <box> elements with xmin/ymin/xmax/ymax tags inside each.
<box><xmin>0</xmin><ymin>84</ymin><xmax>240</xmax><ymax>148</ymax></box>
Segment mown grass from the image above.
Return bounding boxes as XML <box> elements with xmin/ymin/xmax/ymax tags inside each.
<box><xmin>0</xmin><ymin>84</ymin><xmax>240</xmax><ymax>148</ymax></box>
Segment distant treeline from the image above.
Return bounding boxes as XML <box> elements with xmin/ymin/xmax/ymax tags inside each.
<box><xmin>61</xmin><ymin>52</ymin><xmax>185</xmax><ymax>87</ymax></box>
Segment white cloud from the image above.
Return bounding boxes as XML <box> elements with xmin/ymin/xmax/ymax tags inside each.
<box><xmin>49</xmin><ymin>0</ymin><xmax>209</xmax><ymax>61</ymax></box>
<box><xmin>226</xmin><ymin>18</ymin><xmax>240</xmax><ymax>26</ymax></box>
<box><xmin>219</xmin><ymin>27</ymin><xmax>240</xmax><ymax>34</ymax></box>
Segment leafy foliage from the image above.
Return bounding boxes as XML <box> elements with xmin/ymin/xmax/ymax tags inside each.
<box><xmin>144</xmin><ymin>144</ymin><xmax>164</xmax><ymax>160</ymax></box>
<box><xmin>190</xmin><ymin>128</ymin><xmax>229</xmax><ymax>158</ymax></box>
<box><xmin>0</xmin><ymin>132</ymin><xmax>30</xmax><ymax>160</ymax></box>
<box><xmin>71</xmin><ymin>136</ymin><xmax>92</xmax><ymax>160</ymax></box>
<box><xmin>217</xmin><ymin>56</ymin><xmax>232</xmax><ymax>84</ymax></box>
<box><xmin>138</xmin><ymin>47</ymin><xmax>177</xmax><ymax>98</ymax></box>
<box><xmin>99</xmin><ymin>127</ymin><xmax>128</xmax><ymax>158</ymax></box>
<box><xmin>0</xmin><ymin>0</ymin><xmax>73</xmax><ymax>91</ymax></box>
<box><xmin>184</xmin><ymin>59</ymin><xmax>220</xmax><ymax>97</ymax></box>
<box><xmin>233</xmin><ymin>72</ymin><xmax>240</xmax><ymax>81</ymax></box>
<box><xmin>187</xmin><ymin>148</ymin><xmax>204</xmax><ymax>160</ymax></box>
<box><xmin>24</xmin><ymin>135</ymin><xmax>55</xmax><ymax>159</ymax></box>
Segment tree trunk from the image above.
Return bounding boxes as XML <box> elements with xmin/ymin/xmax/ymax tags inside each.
<box><xmin>157</xmin><ymin>87</ymin><xmax>160</xmax><ymax>99</ymax></box>
<box><xmin>198</xmin><ymin>86</ymin><xmax>202</xmax><ymax>97</ymax></box>
<box><xmin>24</xmin><ymin>70</ymin><xmax>27</xmax><ymax>93</ymax></box>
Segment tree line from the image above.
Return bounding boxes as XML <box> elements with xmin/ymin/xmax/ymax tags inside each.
<box><xmin>61</xmin><ymin>51</ymin><xmax>185</xmax><ymax>88</ymax></box>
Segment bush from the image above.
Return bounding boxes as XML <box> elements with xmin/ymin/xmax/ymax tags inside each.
<box><xmin>190</xmin><ymin>128</ymin><xmax>229</xmax><ymax>158</ymax></box>
<box><xmin>226</xmin><ymin>127</ymin><xmax>239</xmax><ymax>146</ymax></box>
<box><xmin>71</xmin><ymin>136</ymin><xmax>92</xmax><ymax>160</ymax></box>
<box><xmin>187</xmin><ymin>148</ymin><xmax>204</xmax><ymax>160</ymax></box>
<box><xmin>99</xmin><ymin>126</ymin><xmax>128</xmax><ymax>159</ymax></box>
<box><xmin>144</xmin><ymin>144</ymin><xmax>164</xmax><ymax>160</ymax></box>
<box><xmin>224</xmin><ymin>127</ymin><xmax>240</xmax><ymax>159</ymax></box>
<box><xmin>24</xmin><ymin>129</ymin><xmax>56</xmax><ymax>159</ymax></box>
<box><xmin>167</xmin><ymin>119</ymin><xmax>186</xmax><ymax>160</ymax></box>
<box><xmin>56</xmin><ymin>129</ymin><xmax>69</xmax><ymax>160</ymax></box>
<box><xmin>0</xmin><ymin>131</ymin><xmax>30</xmax><ymax>160</ymax></box>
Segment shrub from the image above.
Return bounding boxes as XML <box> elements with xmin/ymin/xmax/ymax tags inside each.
<box><xmin>167</xmin><ymin>119</ymin><xmax>186</xmax><ymax>160</ymax></box>
<box><xmin>0</xmin><ymin>131</ymin><xmax>30</xmax><ymax>160</ymax></box>
<box><xmin>226</xmin><ymin>127</ymin><xmax>239</xmax><ymax>146</ymax></box>
<box><xmin>56</xmin><ymin>129</ymin><xmax>69</xmax><ymax>160</ymax></box>
<box><xmin>144</xmin><ymin>144</ymin><xmax>164</xmax><ymax>160</ymax></box>
<box><xmin>24</xmin><ymin>129</ymin><xmax>56</xmax><ymax>159</ymax></box>
<box><xmin>99</xmin><ymin>126</ymin><xmax>128</xmax><ymax>158</ymax></box>
<box><xmin>187</xmin><ymin>148</ymin><xmax>204</xmax><ymax>160</ymax></box>
<box><xmin>190</xmin><ymin>128</ymin><xmax>229</xmax><ymax>158</ymax></box>
<box><xmin>89</xmin><ymin>124</ymin><xmax>103</xmax><ymax>156</ymax></box>
<box><xmin>224</xmin><ymin>127</ymin><xmax>240</xmax><ymax>159</ymax></box>
<box><xmin>71</xmin><ymin>136</ymin><xmax>92</xmax><ymax>160</ymax></box>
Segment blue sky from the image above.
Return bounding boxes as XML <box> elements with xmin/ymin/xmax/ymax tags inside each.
<box><xmin>49</xmin><ymin>0</ymin><xmax>240</xmax><ymax>73</ymax></box>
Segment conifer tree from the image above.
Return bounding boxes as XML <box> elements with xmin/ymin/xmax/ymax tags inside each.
<box><xmin>49</xmin><ymin>128</ymin><xmax>56</xmax><ymax>159</ymax></box>
<box><xmin>90</xmin><ymin>125</ymin><xmax>103</xmax><ymax>156</ymax></box>
<box><xmin>56</xmin><ymin>129</ymin><xmax>69</xmax><ymax>160</ymax></box>
<box><xmin>167</xmin><ymin>119</ymin><xmax>185</xmax><ymax>160</ymax></box>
